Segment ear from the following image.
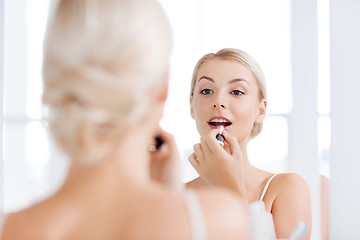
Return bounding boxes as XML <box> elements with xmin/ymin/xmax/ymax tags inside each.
<box><xmin>255</xmin><ymin>98</ymin><xmax>267</xmax><ymax>123</ymax></box>
<box><xmin>157</xmin><ymin>67</ymin><xmax>169</xmax><ymax>103</ymax></box>
<box><xmin>190</xmin><ymin>95</ymin><xmax>195</xmax><ymax>120</ymax></box>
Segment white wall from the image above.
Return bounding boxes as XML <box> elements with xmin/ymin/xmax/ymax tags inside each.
<box><xmin>0</xmin><ymin>0</ymin><xmax>5</xmax><ymax>216</ymax></box>
<box><xmin>289</xmin><ymin>1</ymin><xmax>320</xmax><ymax>239</ymax></box>
<box><xmin>329</xmin><ymin>0</ymin><xmax>360</xmax><ymax>239</ymax></box>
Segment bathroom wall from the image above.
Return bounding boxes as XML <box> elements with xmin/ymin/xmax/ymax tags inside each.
<box><xmin>329</xmin><ymin>0</ymin><xmax>360</xmax><ymax>238</ymax></box>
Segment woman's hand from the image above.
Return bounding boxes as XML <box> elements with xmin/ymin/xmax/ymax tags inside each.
<box><xmin>149</xmin><ymin>129</ymin><xmax>183</xmax><ymax>191</ymax></box>
<box><xmin>188</xmin><ymin>130</ymin><xmax>247</xmax><ymax>197</ymax></box>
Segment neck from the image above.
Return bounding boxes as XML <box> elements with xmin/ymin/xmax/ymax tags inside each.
<box><xmin>238</xmin><ymin>141</ymin><xmax>271</xmax><ymax>201</ymax></box>
<box><xmin>61</xmin><ymin>124</ymin><xmax>155</xmax><ymax>192</ymax></box>
<box><xmin>112</xmin><ymin>125</ymin><xmax>153</xmax><ymax>182</ymax></box>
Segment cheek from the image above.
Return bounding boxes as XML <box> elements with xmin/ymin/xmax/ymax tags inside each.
<box><xmin>230</xmin><ymin>101</ymin><xmax>258</xmax><ymax>122</ymax></box>
<box><xmin>192</xmin><ymin>98</ymin><xmax>209</xmax><ymax>119</ymax></box>
<box><xmin>192</xmin><ymin>98</ymin><xmax>211</xmax><ymax>135</ymax></box>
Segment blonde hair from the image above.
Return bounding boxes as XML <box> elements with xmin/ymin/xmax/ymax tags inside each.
<box><xmin>42</xmin><ymin>0</ymin><xmax>172</xmax><ymax>164</ymax></box>
<box><xmin>190</xmin><ymin>48</ymin><xmax>267</xmax><ymax>138</ymax></box>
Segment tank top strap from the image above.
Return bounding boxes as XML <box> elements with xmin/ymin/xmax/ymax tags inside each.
<box><xmin>183</xmin><ymin>188</ymin><xmax>206</xmax><ymax>240</ymax></box>
<box><xmin>259</xmin><ymin>174</ymin><xmax>278</xmax><ymax>201</ymax></box>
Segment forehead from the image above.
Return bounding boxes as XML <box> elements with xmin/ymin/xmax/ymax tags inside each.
<box><xmin>196</xmin><ymin>58</ymin><xmax>255</xmax><ymax>83</ymax></box>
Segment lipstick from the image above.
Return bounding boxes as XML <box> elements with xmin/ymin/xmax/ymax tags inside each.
<box><xmin>216</xmin><ymin>125</ymin><xmax>225</xmax><ymax>147</ymax></box>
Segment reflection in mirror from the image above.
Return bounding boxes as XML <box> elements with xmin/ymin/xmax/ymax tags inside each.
<box><xmin>185</xmin><ymin>48</ymin><xmax>312</xmax><ymax>239</ymax></box>
<box><xmin>159</xmin><ymin>0</ymin><xmax>329</xmax><ymax>239</ymax></box>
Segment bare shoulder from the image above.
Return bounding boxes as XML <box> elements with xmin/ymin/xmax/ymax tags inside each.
<box><xmin>194</xmin><ymin>187</ymin><xmax>250</xmax><ymax>240</ymax></box>
<box><xmin>2</xmin><ymin>205</ymin><xmax>48</xmax><ymax>240</ymax></box>
<box><xmin>2</xmin><ymin>212</ymin><xmax>25</xmax><ymax>240</ymax></box>
<box><xmin>321</xmin><ymin>174</ymin><xmax>329</xmax><ymax>190</ymax></box>
<box><xmin>186</xmin><ymin>177</ymin><xmax>207</xmax><ymax>188</ymax></box>
<box><xmin>268</xmin><ymin>173</ymin><xmax>312</xmax><ymax>239</ymax></box>
<box><xmin>2</xmin><ymin>195</ymin><xmax>75</xmax><ymax>240</ymax></box>
<box><xmin>320</xmin><ymin>174</ymin><xmax>329</xmax><ymax>201</ymax></box>
<box><xmin>271</xmin><ymin>173</ymin><xmax>310</xmax><ymax>195</ymax></box>
<box><xmin>274</xmin><ymin>172</ymin><xmax>307</xmax><ymax>184</ymax></box>
<box><xmin>269</xmin><ymin>173</ymin><xmax>311</xmax><ymax>208</ymax></box>
<box><xmin>320</xmin><ymin>174</ymin><xmax>329</xmax><ymax>240</ymax></box>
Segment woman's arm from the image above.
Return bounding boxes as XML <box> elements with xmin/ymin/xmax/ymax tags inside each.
<box><xmin>270</xmin><ymin>173</ymin><xmax>312</xmax><ymax>240</ymax></box>
<box><xmin>321</xmin><ymin>174</ymin><xmax>329</xmax><ymax>240</ymax></box>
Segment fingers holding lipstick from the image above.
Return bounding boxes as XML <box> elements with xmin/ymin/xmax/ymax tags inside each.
<box><xmin>188</xmin><ymin>129</ymin><xmax>247</xmax><ymax>195</ymax></box>
<box><xmin>221</xmin><ymin>130</ymin><xmax>242</xmax><ymax>157</ymax></box>
<box><xmin>149</xmin><ymin>128</ymin><xmax>182</xmax><ymax>190</ymax></box>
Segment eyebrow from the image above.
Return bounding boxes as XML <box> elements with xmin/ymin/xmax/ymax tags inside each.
<box><xmin>198</xmin><ymin>76</ymin><xmax>249</xmax><ymax>85</ymax></box>
<box><xmin>229</xmin><ymin>78</ymin><xmax>249</xmax><ymax>85</ymax></box>
<box><xmin>198</xmin><ymin>76</ymin><xmax>214</xmax><ymax>83</ymax></box>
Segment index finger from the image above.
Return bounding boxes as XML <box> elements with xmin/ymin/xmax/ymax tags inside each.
<box><xmin>202</xmin><ymin>129</ymin><xmax>227</xmax><ymax>155</ymax></box>
<box><xmin>222</xmin><ymin>130</ymin><xmax>241</xmax><ymax>156</ymax></box>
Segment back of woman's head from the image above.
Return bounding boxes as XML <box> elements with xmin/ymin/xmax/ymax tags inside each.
<box><xmin>42</xmin><ymin>0</ymin><xmax>172</xmax><ymax>164</ymax></box>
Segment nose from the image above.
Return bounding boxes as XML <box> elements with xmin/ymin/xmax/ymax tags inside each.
<box><xmin>213</xmin><ymin>91</ymin><xmax>226</xmax><ymax>109</ymax></box>
<box><xmin>213</xmin><ymin>104</ymin><xmax>225</xmax><ymax>109</ymax></box>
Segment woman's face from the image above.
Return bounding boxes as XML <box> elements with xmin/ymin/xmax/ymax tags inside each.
<box><xmin>190</xmin><ymin>58</ymin><xmax>266</xmax><ymax>143</ymax></box>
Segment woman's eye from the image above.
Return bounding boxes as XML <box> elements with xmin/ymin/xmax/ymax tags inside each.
<box><xmin>231</xmin><ymin>90</ymin><xmax>244</xmax><ymax>96</ymax></box>
<box><xmin>200</xmin><ymin>89</ymin><xmax>213</xmax><ymax>95</ymax></box>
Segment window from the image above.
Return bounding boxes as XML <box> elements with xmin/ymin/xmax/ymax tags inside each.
<box><xmin>2</xmin><ymin>0</ymin><xmax>64</xmax><ymax>212</ymax></box>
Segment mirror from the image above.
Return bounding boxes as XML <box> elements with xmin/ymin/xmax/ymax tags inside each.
<box><xmin>1</xmin><ymin>0</ymin><xmax>329</xmax><ymax>239</ymax></box>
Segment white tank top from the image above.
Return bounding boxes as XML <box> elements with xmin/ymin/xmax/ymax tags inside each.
<box><xmin>259</xmin><ymin>174</ymin><xmax>278</xmax><ymax>201</ymax></box>
<box><xmin>183</xmin><ymin>188</ymin><xmax>206</xmax><ymax>240</ymax></box>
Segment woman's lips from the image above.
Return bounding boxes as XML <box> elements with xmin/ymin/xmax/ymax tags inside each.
<box><xmin>208</xmin><ymin>117</ymin><xmax>232</xmax><ymax>130</ymax></box>
<box><xmin>208</xmin><ymin>122</ymin><xmax>232</xmax><ymax>129</ymax></box>
<box><xmin>208</xmin><ymin>123</ymin><xmax>231</xmax><ymax>130</ymax></box>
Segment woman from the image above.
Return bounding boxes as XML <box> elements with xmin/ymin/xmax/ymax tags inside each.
<box><xmin>187</xmin><ymin>48</ymin><xmax>312</xmax><ymax>239</ymax></box>
<box><xmin>1</xmin><ymin>2</ymin><xmax>249</xmax><ymax>240</ymax></box>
